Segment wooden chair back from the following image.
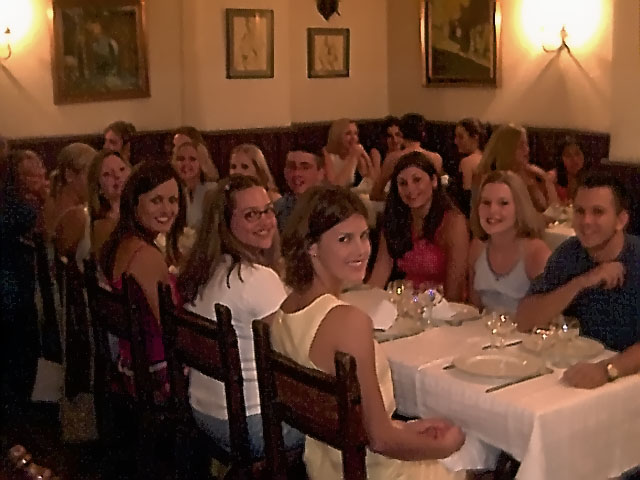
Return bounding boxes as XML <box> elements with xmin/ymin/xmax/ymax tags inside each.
<box><xmin>158</xmin><ymin>284</ymin><xmax>254</xmax><ymax>477</ymax></box>
<box><xmin>83</xmin><ymin>258</ymin><xmax>154</xmax><ymax>409</ymax></box>
<box><xmin>252</xmin><ymin>320</ymin><xmax>368</xmax><ymax>480</ymax></box>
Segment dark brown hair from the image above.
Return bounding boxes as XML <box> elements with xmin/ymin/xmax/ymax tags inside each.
<box><xmin>100</xmin><ymin>161</ymin><xmax>186</xmax><ymax>280</ymax></box>
<box><xmin>282</xmin><ymin>185</ymin><xmax>368</xmax><ymax>291</ymax></box>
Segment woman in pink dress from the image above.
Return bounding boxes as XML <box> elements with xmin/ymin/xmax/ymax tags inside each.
<box><xmin>369</xmin><ymin>152</ymin><xmax>468</xmax><ymax>301</ymax></box>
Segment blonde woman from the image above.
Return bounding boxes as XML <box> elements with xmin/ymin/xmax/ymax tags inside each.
<box><xmin>475</xmin><ymin>124</ymin><xmax>557</xmax><ymax>212</ymax></box>
<box><xmin>83</xmin><ymin>150</ymin><xmax>131</xmax><ymax>259</ymax></box>
<box><xmin>468</xmin><ymin>170</ymin><xmax>551</xmax><ymax>314</ymax></box>
<box><xmin>324</xmin><ymin>118</ymin><xmax>380</xmax><ymax>192</ymax></box>
<box><xmin>171</xmin><ymin>140</ymin><xmax>218</xmax><ymax>228</ymax></box>
<box><xmin>172</xmin><ymin>126</ymin><xmax>220</xmax><ymax>182</ymax></box>
<box><xmin>230</xmin><ymin>143</ymin><xmax>281</xmax><ymax>202</ymax></box>
<box><xmin>44</xmin><ymin>143</ymin><xmax>96</xmax><ymax>257</ymax></box>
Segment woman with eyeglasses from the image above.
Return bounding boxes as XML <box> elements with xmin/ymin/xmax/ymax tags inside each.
<box><xmin>177</xmin><ymin>174</ymin><xmax>303</xmax><ymax>458</ymax></box>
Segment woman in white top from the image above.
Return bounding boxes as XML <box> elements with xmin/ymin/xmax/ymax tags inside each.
<box><xmin>171</xmin><ymin>140</ymin><xmax>218</xmax><ymax>228</ymax></box>
<box><xmin>176</xmin><ymin>174</ymin><xmax>303</xmax><ymax>457</ymax></box>
<box><xmin>324</xmin><ymin>118</ymin><xmax>380</xmax><ymax>192</ymax></box>
<box><xmin>468</xmin><ymin>170</ymin><xmax>551</xmax><ymax>314</ymax></box>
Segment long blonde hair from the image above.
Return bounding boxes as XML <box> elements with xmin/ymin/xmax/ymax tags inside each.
<box><xmin>326</xmin><ymin>118</ymin><xmax>354</xmax><ymax>156</ymax></box>
<box><xmin>50</xmin><ymin>143</ymin><xmax>96</xmax><ymax>198</ymax></box>
<box><xmin>172</xmin><ymin>141</ymin><xmax>218</xmax><ymax>184</ymax></box>
<box><xmin>230</xmin><ymin>143</ymin><xmax>278</xmax><ymax>193</ymax></box>
<box><xmin>476</xmin><ymin>124</ymin><xmax>526</xmax><ymax>176</ymax></box>
<box><xmin>470</xmin><ymin>170</ymin><xmax>543</xmax><ymax>240</ymax></box>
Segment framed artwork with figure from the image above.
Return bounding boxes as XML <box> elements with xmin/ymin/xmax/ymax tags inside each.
<box><xmin>226</xmin><ymin>9</ymin><xmax>274</xmax><ymax>79</ymax></box>
<box><xmin>421</xmin><ymin>0</ymin><xmax>498</xmax><ymax>86</ymax></box>
<box><xmin>51</xmin><ymin>0</ymin><xmax>150</xmax><ymax>105</ymax></box>
<box><xmin>307</xmin><ymin>28</ymin><xmax>350</xmax><ymax>78</ymax></box>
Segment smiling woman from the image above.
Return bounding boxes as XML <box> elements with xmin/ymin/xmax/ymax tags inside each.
<box><xmin>99</xmin><ymin>161</ymin><xmax>186</xmax><ymax>403</ymax></box>
<box><xmin>176</xmin><ymin>174</ymin><xmax>303</xmax><ymax>458</ymax></box>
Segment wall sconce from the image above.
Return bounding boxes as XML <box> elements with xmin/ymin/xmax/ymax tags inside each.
<box><xmin>0</xmin><ymin>27</ymin><xmax>11</xmax><ymax>60</ymax></box>
<box><xmin>542</xmin><ymin>25</ymin><xmax>570</xmax><ymax>54</ymax></box>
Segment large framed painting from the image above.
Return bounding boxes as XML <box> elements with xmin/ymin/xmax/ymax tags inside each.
<box><xmin>51</xmin><ymin>0</ymin><xmax>149</xmax><ymax>105</ymax></box>
<box><xmin>226</xmin><ymin>9</ymin><xmax>274</xmax><ymax>79</ymax></box>
<box><xmin>307</xmin><ymin>28</ymin><xmax>350</xmax><ymax>78</ymax></box>
<box><xmin>421</xmin><ymin>0</ymin><xmax>498</xmax><ymax>86</ymax></box>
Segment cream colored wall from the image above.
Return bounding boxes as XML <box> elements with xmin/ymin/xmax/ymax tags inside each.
<box><xmin>0</xmin><ymin>0</ymin><xmax>183</xmax><ymax>138</ymax></box>
<box><xmin>288</xmin><ymin>0</ymin><xmax>388</xmax><ymax>123</ymax></box>
<box><xmin>387</xmin><ymin>0</ymin><xmax>612</xmax><ymax>133</ymax></box>
<box><xmin>181</xmin><ymin>0</ymin><xmax>292</xmax><ymax>130</ymax></box>
<box><xmin>609</xmin><ymin>0</ymin><xmax>640</xmax><ymax>162</ymax></box>
<box><xmin>1</xmin><ymin>0</ymin><xmax>388</xmax><ymax>138</ymax></box>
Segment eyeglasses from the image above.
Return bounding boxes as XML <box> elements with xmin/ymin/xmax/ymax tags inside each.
<box><xmin>242</xmin><ymin>205</ymin><xmax>276</xmax><ymax>223</ymax></box>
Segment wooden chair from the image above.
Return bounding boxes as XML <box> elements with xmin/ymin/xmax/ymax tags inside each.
<box><xmin>252</xmin><ymin>319</ymin><xmax>368</xmax><ymax>480</ymax></box>
<box><xmin>158</xmin><ymin>284</ymin><xmax>253</xmax><ymax>479</ymax></box>
<box><xmin>83</xmin><ymin>259</ymin><xmax>166</xmax><ymax>476</ymax></box>
<box><xmin>158</xmin><ymin>284</ymin><xmax>304</xmax><ymax>480</ymax></box>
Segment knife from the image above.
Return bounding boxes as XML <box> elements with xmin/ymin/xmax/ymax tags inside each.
<box><xmin>485</xmin><ymin>368</ymin><xmax>553</xmax><ymax>393</ymax></box>
<box><xmin>481</xmin><ymin>339</ymin><xmax>523</xmax><ymax>350</ymax></box>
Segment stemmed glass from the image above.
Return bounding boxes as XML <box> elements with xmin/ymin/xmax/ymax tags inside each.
<box><xmin>484</xmin><ymin>310</ymin><xmax>516</xmax><ymax>349</ymax></box>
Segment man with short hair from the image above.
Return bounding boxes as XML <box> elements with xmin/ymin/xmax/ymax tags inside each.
<box><xmin>516</xmin><ymin>172</ymin><xmax>640</xmax><ymax>389</ymax></box>
<box><xmin>274</xmin><ymin>150</ymin><xmax>325</xmax><ymax>232</ymax></box>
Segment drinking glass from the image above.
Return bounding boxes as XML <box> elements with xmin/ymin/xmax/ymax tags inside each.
<box><xmin>556</xmin><ymin>315</ymin><xmax>580</xmax><ymax>343</ymax></box>
<box><xmin>494</xmin><ymin>313</ymin><xmax>517</xmax><ymax>348</ymax></box>
<box><xmin>484</xmin><ymin>310</ymin><xmax>500</xmax><ymax>349</ymax></box>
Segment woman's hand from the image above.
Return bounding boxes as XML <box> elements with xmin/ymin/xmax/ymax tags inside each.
<box><xmin>403</xmin><ymin>418</ymin><xmax>465</xmax><ymax>457</ymax></box>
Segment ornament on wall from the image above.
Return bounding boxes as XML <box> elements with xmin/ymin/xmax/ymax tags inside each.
<box><xmin>317</xmin><ymin>0</ymin><xmax>340</xmax><ymax>21</ymax></box>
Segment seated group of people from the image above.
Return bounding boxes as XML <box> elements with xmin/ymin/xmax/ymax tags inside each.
<box><xmin>1</xmin><ymin>114</ymin><xmax>637</xmax><ymax>480</ymax></box>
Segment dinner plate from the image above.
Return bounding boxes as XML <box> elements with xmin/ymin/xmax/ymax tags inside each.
<box><xmin>432</xmin><ymin>303</ymin><xmax>481</xmax><ymax>324</ymax></box>
<box><xmin>522</xmin><ymin>335</ymin><xmax>605</xmax><ymax>360</ymax></box>
<box><xmin>453</xmin><ymin>352</ymin><xmax>546</xmax><ymax>378</ymax></box>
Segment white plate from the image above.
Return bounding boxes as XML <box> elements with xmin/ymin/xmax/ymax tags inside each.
<box><xmin>432</xmin><ymin>303</ymin><xmax>480</xmax><ymax>324</ymax></box>
<box><xmin>522</xmin><ymin>335</ymin><xmax>605</xmax><ymax>360</ymax></box>
<box><xmin>453</xmin><ymin>352</ymin><xmax>546</xmax><ymax>378</ymax></box>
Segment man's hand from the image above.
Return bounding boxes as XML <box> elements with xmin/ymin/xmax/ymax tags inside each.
<box><xmin>579</xmin><ymin>262</ymin><xmax>625</xmax><ymax>290</ymax></box>
<box><xmin>562</xmin><ymin>361</ymin><xmax>608</xmax><ymax>389</ymax></box>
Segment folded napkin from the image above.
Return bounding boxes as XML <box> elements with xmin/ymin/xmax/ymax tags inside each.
<box><xmin>431</xmin><ymin>298</ymin><xmax>456</xmax><ymax>320</ymax></box>
<box><xmin>341</xmin><ymin>288</ymin><xmax>397</xmax><ymax>331</ymax></box>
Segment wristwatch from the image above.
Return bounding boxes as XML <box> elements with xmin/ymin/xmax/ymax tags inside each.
<box><xmin>606</xmin><ymin>362</ymin><xmax>620</xmax><ymax>382</ymax></box>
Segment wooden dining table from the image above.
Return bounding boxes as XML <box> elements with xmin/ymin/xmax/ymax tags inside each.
<box><xmin>380</xmin><ymin>319</ymin><xmax>640</xmax><ymax>480</ymax></box>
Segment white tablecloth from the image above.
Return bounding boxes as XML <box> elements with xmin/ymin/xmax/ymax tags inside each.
<box><xmin>543</xmin><ymin>224</ymin><xmax>575</xmax><ymax>251</ymax></box>
<box><xmin>381</xmin><ymin>322</ymin><xmax>640</xmax><ymax>480</ymax></box>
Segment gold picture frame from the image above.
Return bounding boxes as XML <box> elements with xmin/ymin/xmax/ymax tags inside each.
<box><xmin>307</xmin><ymin>28</ymin><xmax>350</xmax><ymax>78</ymax></box>
<box><xmin>226</xmin><ymin>9</ymin><xmax>274</xmax><ymax>79</ymax></box>
<box><xmin>51</xmin><ymin>0</ymin><xmax>150</xmax><ymax>105</ymax></box>
<box><xmin>421</xmin><ymin>0</ymin><xmax>498</xmax><ymax>86</ymax></box>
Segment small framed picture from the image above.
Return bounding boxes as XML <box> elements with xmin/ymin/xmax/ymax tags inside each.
<box><xmin>51</xmin><ymin>0</ymin><xmax>150</xmax><ymax>105</ymax></box>
<box><xmin>307</xmin><ymin>28</ymin><xmax>350</xmax><ymax>79</ymax></box>
<box><xmin>421</xmin><ymin>0</ymin><xmax>498</xmax><ymax>86</ymax></box>
<box><xmin>225</xmin><ymin>9</ymin><xmax>274</xmax><ymax>79</ymax></box>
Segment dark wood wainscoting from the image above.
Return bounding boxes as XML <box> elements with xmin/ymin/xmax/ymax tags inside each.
<box><xmin>11</xmin><ymin>120</ymin><xmax>610</xmax><ymax>194</ymax></box>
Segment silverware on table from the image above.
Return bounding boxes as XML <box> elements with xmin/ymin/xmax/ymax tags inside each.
<box><xmin>481</xmin><ymin>339</ymin><xmax>523</xmax><ymax>350</ymax></box>
<box><xmin>485</xmin><ymin>368</ymin><xmax>554</xmax><ymax>393</ymax></box>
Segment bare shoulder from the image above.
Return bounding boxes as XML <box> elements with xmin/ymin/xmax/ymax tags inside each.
<box><xmin>523</xmin><ymin>238</ymin><xmax>551</xmax><ymax>277</ymax></box>
<box><xmin>469</xmin><ymin>238</ymin><xmax>486</xmax><ymax>265</ymax></box>
<box><xmin>322</xmin><ymin>304</ymin><xmax>374</xmax><ymax>347</ymax></box>
<box><xmin>125</xmin><ymin>240</ymin><xmax>168</xmax><ymax>282</ymax></box>
<box><xmin>442</xmin><ymin>208</ymin><xmax>467</xmax><ymax>231</ymax></box>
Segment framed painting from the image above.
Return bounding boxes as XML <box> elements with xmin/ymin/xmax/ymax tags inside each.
<box><xmin>307</xmin><ymin>28</ymin><xmax>350</xmax><ymax>78</ymax></box>
<box><xmin>51</xmin><ymin>0</ymin><xmax>150</xmax><ymax>105</ymax></box>
<box><xmin>421</xmin><ymin>0</ymin><xmax>498</xmax><ymax>86</ymax></box>
<box><xmin>226</xmin><ymin>9</ymin><xmax>274</xmax><ymax>79</ymax></box>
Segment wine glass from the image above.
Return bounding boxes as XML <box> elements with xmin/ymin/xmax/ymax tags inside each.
<box><xmin>484</xmin><ymin>310</ymin><xmax>500</xmax><ymax>349</ymax></box>
<box><xmin>556</xmin><ymin>316</ymin><xmax>580</xmax><ymax>342</ymax></box>
<box><xmin>494</xmin><ymin>312</ymin><xmax>517</xmax><ymax>349</ymax></box>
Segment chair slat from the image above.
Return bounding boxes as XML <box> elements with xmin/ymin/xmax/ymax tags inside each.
<box><xmin>253</xmin><ymin>319</ymin><xmax>368</xmax><ymax>480</ymax></box>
